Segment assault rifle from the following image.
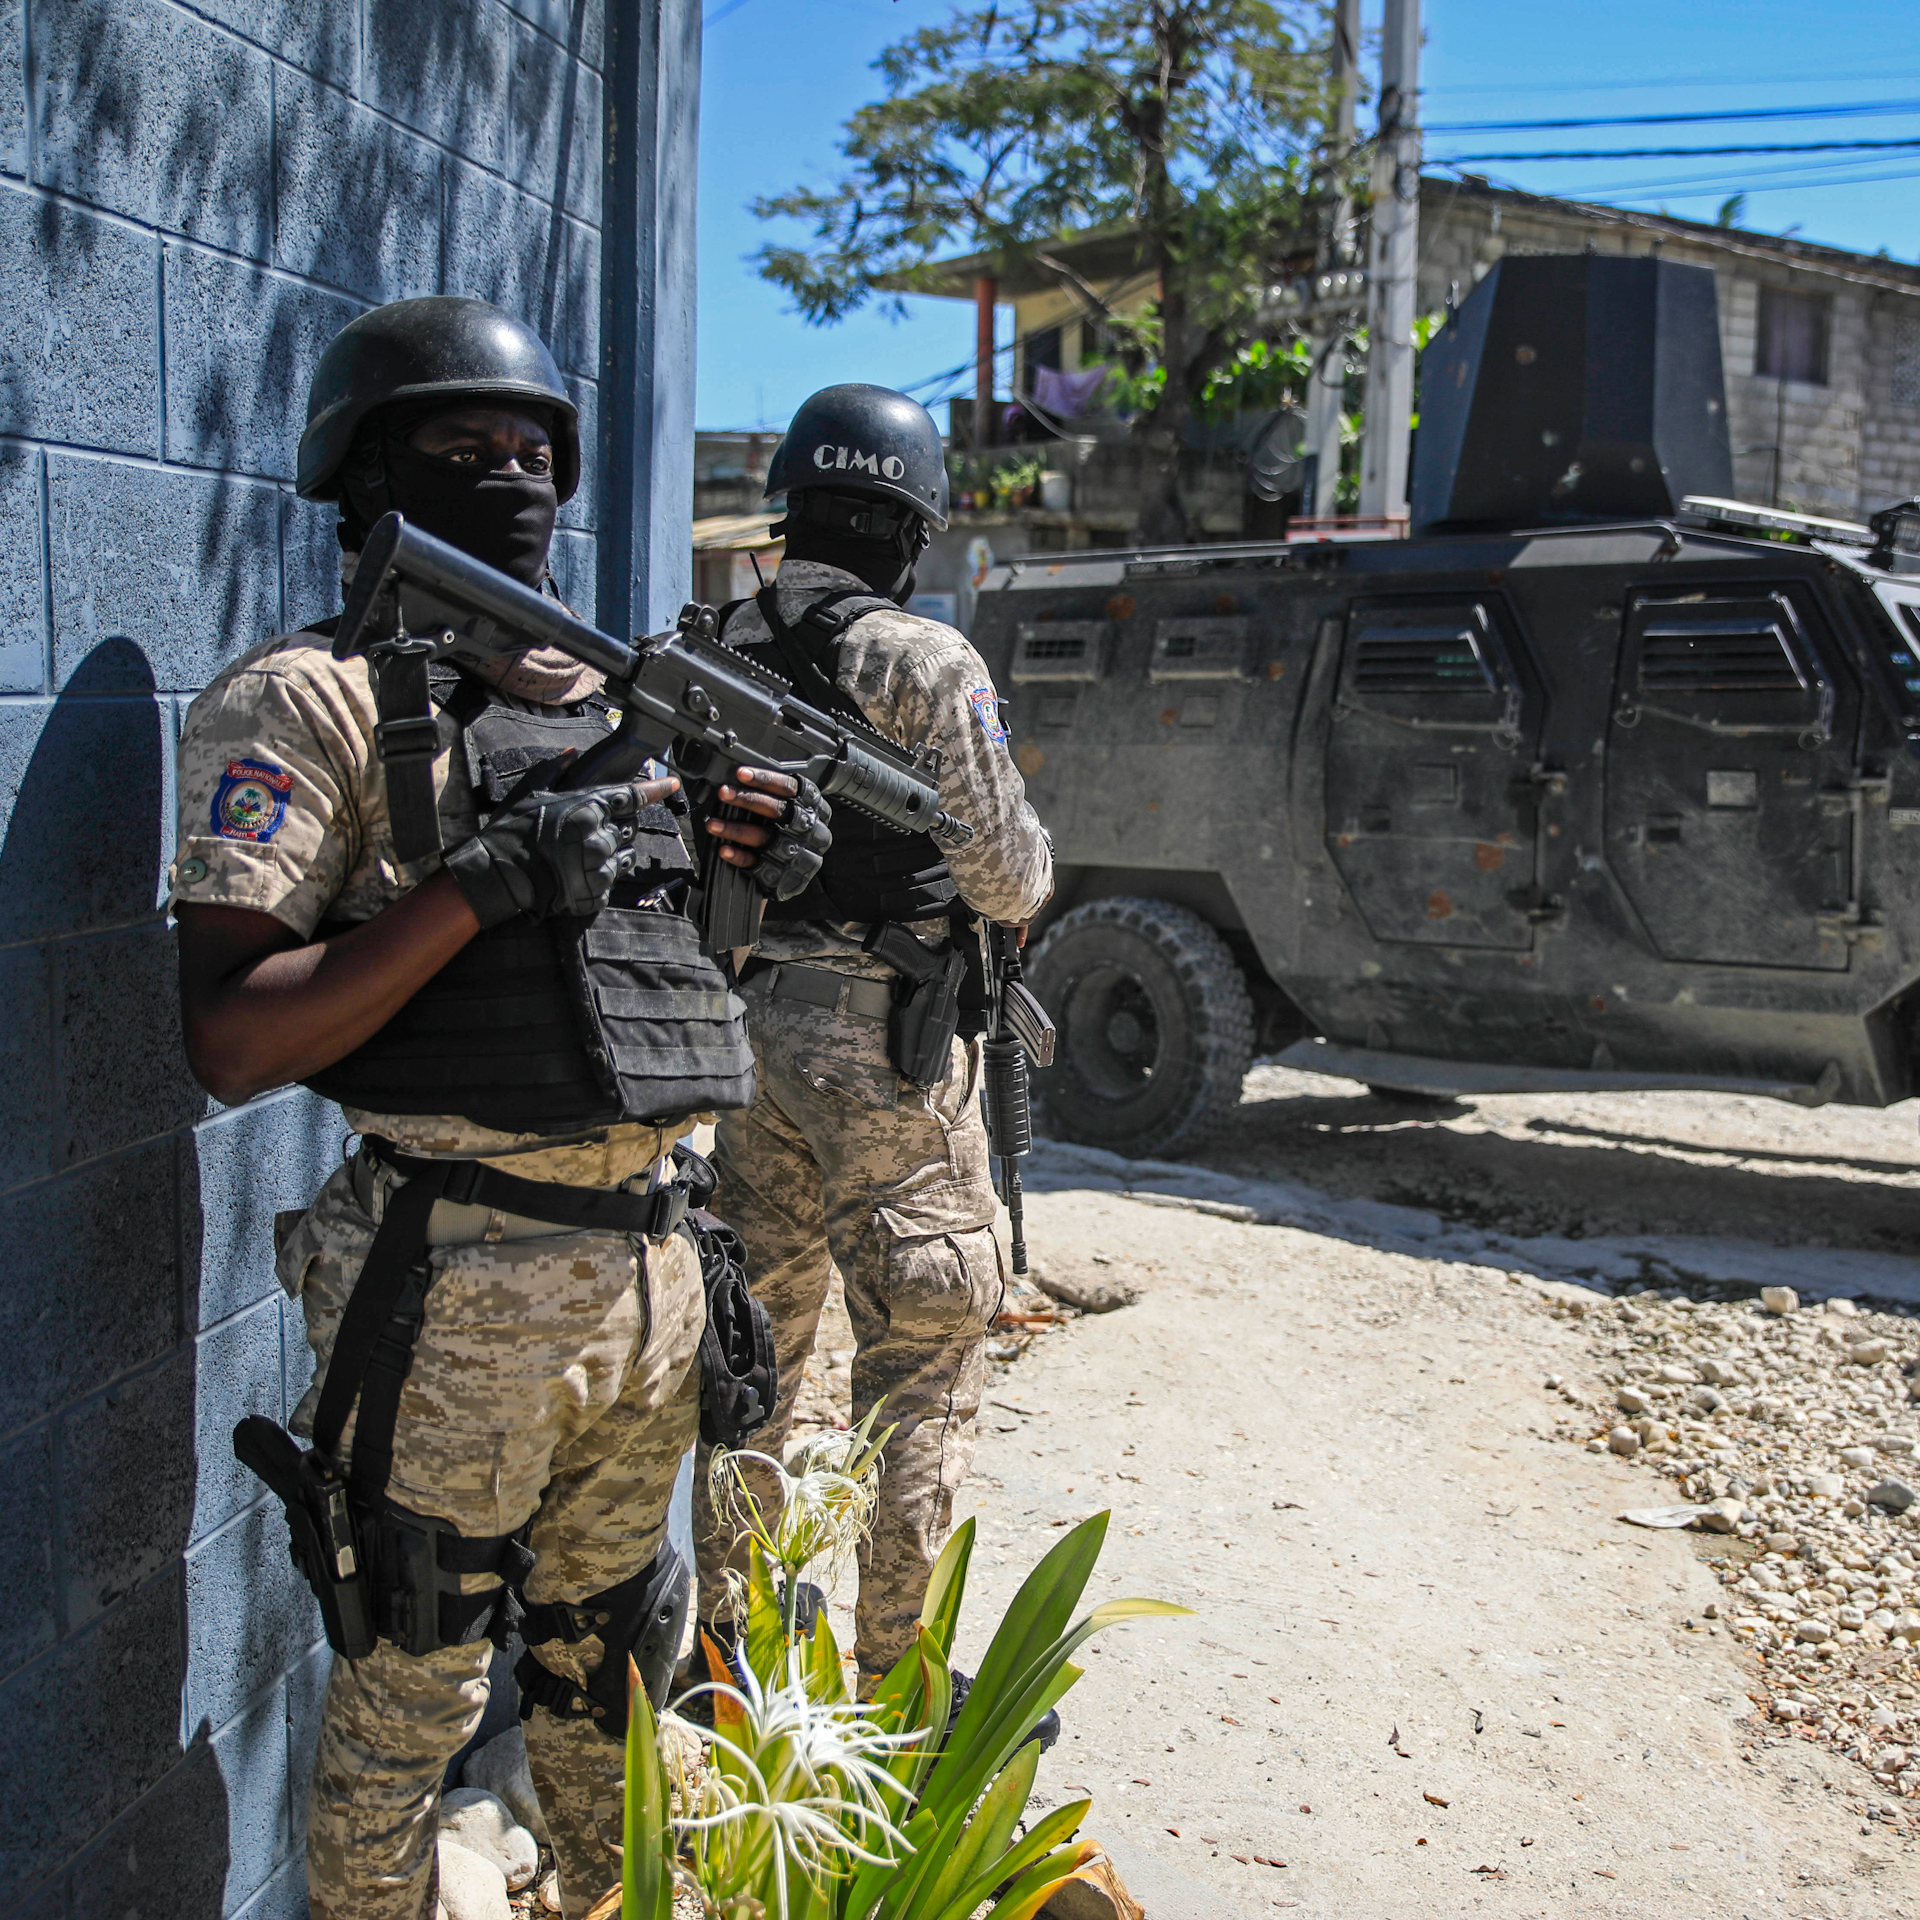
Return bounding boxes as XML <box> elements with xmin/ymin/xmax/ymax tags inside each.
<box><xmin>981</xmin><ymin>922</ymin><xmax>1055</xmax><ymax>1276</ymax></box>
<box><xmin>334</xmin><ymin>511</ymin><xmax>972</xmax><ymax>952</ymax></box>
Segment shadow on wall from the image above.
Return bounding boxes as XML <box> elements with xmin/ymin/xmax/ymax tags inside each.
<box><xmin>0</xmin><ymin>639</ymin><xmax>328</xmax><ymax>1916</ymax></box>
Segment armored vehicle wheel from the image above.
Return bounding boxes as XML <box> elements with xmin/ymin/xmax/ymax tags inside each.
<box><xmin>1027</xmin><ymin>897</ymin><xmax>1253</xmax><ymax>1159</ymax></box>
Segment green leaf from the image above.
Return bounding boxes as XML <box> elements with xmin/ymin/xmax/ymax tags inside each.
<box><xmin>895</xmin><ymin>1739</ymin><xmax>1039</xmax><ymax>1920</ymax></box>
<box><xmin>746</xmin><ymin>1540</ymin><xmax>785</xmax><ymax>1688</ymax></box>
<box><xmin>620</xmin><ymin>1659</ymin><xmax>673</xmax><ymax>1920</ymax></box>
<box><xmin>808</xmin><ymin>1606</ymin><xmax>851</xmax><ymax>1705</ymax></box>
<box><xmin>935</xmin><ymin>1799</ymin><xmax>1093</xmax><ymax>1920</ymax></box>
<box><xmin>979</xmin><ymin>1841</ymin><xmax>1103</xmax><ymax>1920</ymax></box>
<box><xmin>916</xmin><ymin>1517</ymin><xmax>973</xmax><ymax>1661</ymax></box>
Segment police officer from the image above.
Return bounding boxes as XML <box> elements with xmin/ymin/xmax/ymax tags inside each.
<box><xmin>171</xmin><ymin>297</ymin><xmax>806</xmax><ymax>1920</ymax></box>
<box><xmin>686</xmin><ymin>384</ymin><xmax>1053</xmax><ymax>1699</ymax></box>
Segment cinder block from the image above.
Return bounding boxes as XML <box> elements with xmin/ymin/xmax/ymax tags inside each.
<box><xmin>61</xmin><ymin>1687</ymin><xmax>284</xmax><ymax>1920</ymax></box>
<box><xmin>1</xmin><ymin>0</ymin><xmax>22</xmax><ymax>176</ymax></box>
<box><xmin>0</xmin><ymin>1144</ymin><xmax>179</xmax><ymax>1430</ymax></box>
<box><xmin>284</xmin><ymin>1638</ymin><xmax>331</xmax><ymax>1853</ymax></box>
<box><xmin>280</xmin><ymin>1290</ymin><xmax>314</xmax><ymax>1427</ymax></box>
<box><xmin>363</xmin><ymin>0</ymin><xmax>509</xmax><ymax>172</ymax></box>
<box><xmin>500</xmin><ymin>0</ymin><xmax>603</xmax><ymax>71</ymax></box>
<box><xmin>180</xmin><ymin>0</ymin><xmax>356</xmax><ymax>86</ymax></box>
<box><xmin>0</xmin><ymin>942</ymin><xmax>54</xmax><ymax>1192</ymax></box>
<box><xmin>0</xmin><ymin>1426</ymin><xmax>55</xmax><ymax>1681</ymax></box>
<box><xmin>550</xmin><ymin>529</ymin><xmax>596</xmax><ymax>625</ymax></box>
<box><xmin>185</xmin><ymin>1091</ymin><xmax>341</xmax><ymax>1332</ymax></box>
<box><xmin>559</xmin><ymin>373</ymin><xmax>597</xmax><ymax>533</ymax></box>
<box><xmin>54</xmin><ymin>921</ymin><xmax>205</xmax><ymax>1168</ymax></box>
<box><xmin>5</xmin><ymin>1872</ymin><xmax>71</xmax><ymax>1917</ymax></box>
<box><xmin>189</xmin><ymin>1301</ymin><xmax>284</xmax><ymax>1547</ymax></box>
<box><xmin>0</xmin><ymin>1572</ymin><xmax>187</xmax><ymax>1889</ymax></box>
<box><xmin>0</xmin><ymin>442</ymin><xmax>44</xmax><ymax>691</ymax></box>
<box><xmin>509</xmin><ymin>20</ymin><xmax>602</xmax><ymax>223</ymax></box>
<box><xmin>55</xmin><ymin>1346</ymin><xmax>195</xmax><ymax>1636</ymax></box>
<box><xmin>280</xmin><ymin>489</ymin><xmax>342</xmax><ymax>636</ymax></box>
<box><xmin>274</xmin><ymin>71</ymin><xmax>446</xmax><ymax>305</ymax></box>
<box><xmin>0</xmin><ymin>189</ymin><xmax>160</xmax><ymax>457</ymax></box>
<box><xmin>32</xmin><ymin>0</ymin><xmax>272</xmax><ymax>254</ymax></box>
<box><xmin>165</xmin><ymin>247</ymin><xmax>361</xmax><ymax>481</ymax></box>
<box><xmin>0</xmin><ymin>685</ymin><xmax>170</xmax><ymax>946</ymax></box>
<box><xmin>183</xmin><ymin>1500</ymin><xmax>318</xmax><ymax>1737</ymax></box>
<box><xmin>226</xmin><ymin>1852</ymin><xmax>305</xmax><ymax>1920</ymax></box>
<box><xmin>46</xmin><ymin>453</ymin><xmax>281</xmax><ymax>693</ymax></box>
<box><xmin>444</xmin><ymin>165</ymin><xmax>598</xmax><ymax>377</ymax></box>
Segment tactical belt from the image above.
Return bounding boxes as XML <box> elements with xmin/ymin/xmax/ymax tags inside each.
<box><xmin>741</xmin><ymin>959</ymin><xmax>892</xmax><ymax>1023</ymax></box>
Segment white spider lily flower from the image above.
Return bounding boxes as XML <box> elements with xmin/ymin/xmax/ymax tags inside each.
<box><xmin>664</xmin><ymin>1663</ymin><xmax>925</xmax><ymax>1912</ymax></box>
<box><xmin>709</xmin><ymin>1403</ymin><xmax>894</xmax><ymax>1590</ymax></box>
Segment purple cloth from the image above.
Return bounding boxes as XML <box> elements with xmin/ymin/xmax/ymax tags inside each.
<box><xmin>1032</xmin><ymin>363</ymin><xmax>1113</xmax><ymax>419</ymax></box>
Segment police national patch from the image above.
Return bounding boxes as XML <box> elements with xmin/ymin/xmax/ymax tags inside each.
<box><xmin>968</xmin><ymin>686</ymin><xmax>1008</xmax><ymax>745</ymax></box>
<box><xmin>213</xmin><ymin>759</ymin><xmax>292</xmax><ymax>841</ymax></box>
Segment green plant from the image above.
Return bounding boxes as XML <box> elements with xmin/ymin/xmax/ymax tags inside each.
<box><xmin>615</xmin><ymin>1510</ymin><xmax>1188</xmax><ymax>1919</ymax></box>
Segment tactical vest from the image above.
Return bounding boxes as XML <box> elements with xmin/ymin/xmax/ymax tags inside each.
<box><xmin>735</xmin><ymin>587</ymin><xmax>959</xmax><ymax>928</ymax></box>
<box><xmin>304</xmin><ymin>663</ymin><xmax>756</xmax><ymax>1133</ymax></box>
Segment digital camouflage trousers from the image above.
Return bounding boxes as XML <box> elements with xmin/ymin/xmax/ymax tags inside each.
<box><xmin>278</xmin><ymin>1148</ymin><xmax>704</xmax><ymax>1920</ymax></box>
<box><xmin>691</xmin><ymin>979</ymin><xmax>1003</xmax><ymax>1678</ymax></box>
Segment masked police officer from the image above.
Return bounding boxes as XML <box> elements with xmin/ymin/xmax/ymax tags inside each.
<box><xmin>171</xmin><ymin>296</ymin><xmax>807</xmax><ymax>1920</ymax></box>
<box><xmin>686</xmin><ymin>384</ymin><xmax>1053</xmax><ymax>1702</ymax></box>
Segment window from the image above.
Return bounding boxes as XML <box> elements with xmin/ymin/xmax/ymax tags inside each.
<box><xmin>1891</xmin><ymin>310</ymin><xmax>1920</xmax><ymax>408</ymax></box>
<box><xmin>1021</xmin><ymin>324</ymin><xmax>1063</xmax><ymax>392</ymax></box>
<box><xmin>1755</xmin><ymin>285</ymin><xmax>1830</xmax><ymax>384</ymax></box>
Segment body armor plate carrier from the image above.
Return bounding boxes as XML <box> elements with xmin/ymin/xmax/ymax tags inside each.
<box><xmin>304</xmin><ymin>661</ymin><xmax>755</xmax><ymax>1131</ymax></box>
<box><xmin>740</xmin><ymin>588</ymin><xmax>959</xmax><ymax>929</ymax></box>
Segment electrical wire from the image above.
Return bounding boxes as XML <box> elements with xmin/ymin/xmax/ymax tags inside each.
<box><xmin>1436</xmin><ymin>138</ymin><xmax>1920</xmax><ymax>163</ymax></box>
<box><xmin>1424</xmin><ymin>67</ymin><xmax>1920</xmax><ymax>98</ymax></box>
<box><xmin>1428</xmin><ymin>100</ymin><xmax>1920</xmax><ymax>133</ymax></box>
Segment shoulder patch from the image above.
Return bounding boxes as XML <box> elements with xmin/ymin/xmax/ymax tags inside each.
<box><xmin>968</xmin><ymin>686</ymin><xmax>1008</xmax><ymax>746</ymax></box>
<box><xmin>213</xmin><ymin>759</ymin><xmax>293</xmax><ymax>842</ymax></box>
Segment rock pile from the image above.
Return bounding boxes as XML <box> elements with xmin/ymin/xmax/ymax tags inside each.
<box><xmin>1549</xmin><ymin>1282</ymin><xmax>1920</xmax><ymax>1805</ymax></box>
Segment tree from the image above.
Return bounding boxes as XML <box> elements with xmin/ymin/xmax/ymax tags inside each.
<box><xmin>752</xmin><ymin>2</ymin><xmax>1329</xmax><ymax>543</ymax></box>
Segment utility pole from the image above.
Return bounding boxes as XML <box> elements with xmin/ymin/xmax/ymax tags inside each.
<box><xmin>1302</xmin><ymin>0</ymin><xmax>1359</xmax><ymax>518</ymax></box>
<box><xmin>975</xmin><ymin>276</ymin><xmax>999</xmax><ymax>450</ymax></box>
<box><xmin>1357</xmin><ymin>0</ymin><xmax>1420</xmax><ymax>522</ymax></box>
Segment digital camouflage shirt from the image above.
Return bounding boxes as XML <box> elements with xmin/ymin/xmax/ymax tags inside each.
<box><xmin>719</xmin><ymin>557</ymin><xmax>1052</xmax><ymax>974</ymax></box>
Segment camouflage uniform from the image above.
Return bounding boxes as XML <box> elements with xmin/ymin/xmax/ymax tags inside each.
<box><xmin>174</xmin><ymin>630</ymin><xmax>703</xmax><ymax>1920</ymax></box>
<box><xmin>691</xmin><ymin>559</ymin><xmax>1051</xmax><ymax>1679</ymax></box>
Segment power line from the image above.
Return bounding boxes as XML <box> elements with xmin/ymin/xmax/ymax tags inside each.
<box><xmin>703</xmin><ymin>0</ymin><xmax>755</xmax><ymax>25</ymax></box>
<box><xmin>1435</xmin><ymin>137</ymin><xmax>1920</xmax><ymax>163</ymax></box>
<box><xmin>1427</xmin><ymin>99</ymin><xmax>1920</xmax><ymax>134</ymax></box>
<box><xmin>1424</xmin><ymin>67</ymin><xmax>1920</xmax><ymax>98</ymax></box>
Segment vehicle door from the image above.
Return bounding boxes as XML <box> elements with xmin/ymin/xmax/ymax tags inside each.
<box><xmin>1603</xmin><ymin>583</ymin><xmax>1859</xmax><ymax>971</ymax></box>
<box><xmin>1324</xmin><ymin>593</ymin><xmax>1547</xmax><ymax>949</ymax></box>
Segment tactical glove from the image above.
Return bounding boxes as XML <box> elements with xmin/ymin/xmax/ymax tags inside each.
<box><xmin>747</xmin><ymin>778</ymin><xmax>833</xmax><ymax>902</ymax></box>
<box><xmin>444</xmin><ymin>782</ymin><xmax>643</xmax><ymax>927</ymax></box>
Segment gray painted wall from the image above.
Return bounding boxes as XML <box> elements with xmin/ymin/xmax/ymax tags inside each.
<box><xmin>0</xmin><ymin>3</ymin><xmax>698</xmax><ymax>1913</ymax></box>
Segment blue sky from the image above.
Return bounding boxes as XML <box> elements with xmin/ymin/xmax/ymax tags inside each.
<box><xmin>694</xmin><ymin>0</ymin><xmax>1920</xmax><ymax>431</ymax></box>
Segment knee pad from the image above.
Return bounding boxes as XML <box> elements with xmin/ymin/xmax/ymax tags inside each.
<box><xmin>515</xmin><ymin>1544</ymin><xmax>691</xmax><ymax>1739</ymax></box>
<box><xmin>372</xmin><ymin>1500</ymin><xmax>536</xmax><ymax>1658</ymax></box>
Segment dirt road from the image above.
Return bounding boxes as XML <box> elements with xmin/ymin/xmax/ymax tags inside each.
<box><xmin>788</xmin><ymin>1076</ymin><xmax>1920</xmax><ymax>1913</ymax></box>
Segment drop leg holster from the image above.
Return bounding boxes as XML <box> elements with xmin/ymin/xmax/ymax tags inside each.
<box><xmin>234</xmin><ymin>1144</ymin><xmax>690</xmax><ymax>1662</ymax></box>
<box><xmin>515</xmin><ymin>1545</ymin><xmax>692</xmax><ymax>1739</ymax></box>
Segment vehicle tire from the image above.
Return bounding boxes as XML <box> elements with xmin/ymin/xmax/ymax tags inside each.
<box><xmin>1026</xmin><ymin>896</ymin><xmax>1254</xmax><ymax>1159</ymax></box>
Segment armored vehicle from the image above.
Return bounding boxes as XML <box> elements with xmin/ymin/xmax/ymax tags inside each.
<box><xmin>971</xmin><ymin>253</ymin><xmax>1920</xmax><ymax>1157</ymax></box>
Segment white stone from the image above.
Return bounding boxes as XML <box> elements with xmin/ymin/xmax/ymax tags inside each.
<box><xmin>436</xmin><ymin>1839</ymin><xmax>512</xmax><ymax>1920</ymax></box>
<box><xmin>1828</xmin><ymin>1298</ymin><xmax>1861</xmax><ymax>1317</ymax></box>
<box><xmin>1841</xmin><ymin>1448</ymin><xmax>1878</xmax><ymax>1471</ymax></box>
<box><xmin>1839</xmin><ymin>1606</ymin><xmax>1868</xmax><ymax>1630</ymax></box>
<box><xmin>1657</xmin><ymin>1364</ymin><xmax>1700</xmax><ymax>1385</ymax></box>
<box><xmin>1698</xmin><ymin>1498</ymin><xmax>1745</xmax><ymax>1534</ymax></box>
<box><xmin>1761</xmin><ymin>1287</ymin><xmax>1800</xmax><ymax>1315</ymax></box>
<box><xmin>1871</xmin><ymin>1434</ymin><xmax>1917</xmax><ymax>1455</ymax></box>
<box><xmin>1848</xmin><ymin>1339</ymin><xmax>1894</xmax><ymax>1366</ymax></box>
<box><xmin>1609</xmin><ymin>1426</ymin><xmax>1640</xmax><ymax>1457</ymax></box>
<box><xmin>1796</xmin><ymin>1618</ymin><xmax>1834</xmax><ymax>1643</ymax></box>
<box><xmin>1699</xmin><ymin>1359</ymin><xmax>1743</xmax><ymax>1386</ymax></box>
<box><xmin>1807</xmin><ymin>1473</ymin><xmax>1846</xmax><ymax>1499</ymax></box>
<box><xmin>439</xmin><ymin>1789</ymin><xmax>539</xmax><ymax>1893</ymax></box>
<box><xmin>1616</xmin><ymin>1386</ymin><xmax>1653</xmax><ymax>1414</ymax></box>
<box><xmin>539</xmin><ymin>1870</ymin><xmax>563</xmax><ymax>1914</ymax></box>
<box><xmin>462</xmin><ymin>1726</ymin><xmax>550</xmax><ymax>1846</ymax></box>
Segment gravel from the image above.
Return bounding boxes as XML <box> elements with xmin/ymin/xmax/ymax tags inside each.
<box><xmin>1551</xmin><ymin>1282</ymin><xmax>1920</xmax><ymax>1806</ymax></box>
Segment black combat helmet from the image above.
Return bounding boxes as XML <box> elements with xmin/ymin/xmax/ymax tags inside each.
<box><xmin>765</xmin><ymin>384</ymin><xmax>950</xmax><ymax>531</ymax></box>
<box><xmin>298</xmin><ymin>296</ymin><xmax>580</xmax><ymax>503</ymax></box>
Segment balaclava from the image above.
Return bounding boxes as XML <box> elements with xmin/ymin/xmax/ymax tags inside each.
<box><xmin>777</xmin><ymin>488</ymin><xmax>932</xmax><ymax>604</ymax></box>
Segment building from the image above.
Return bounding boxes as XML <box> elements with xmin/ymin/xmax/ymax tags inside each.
<box><xmin>912</xmin><ymin>179</ymin><xmax>1920</xmax><ymax>534</ymax></box>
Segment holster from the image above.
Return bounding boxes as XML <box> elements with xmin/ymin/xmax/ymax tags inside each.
<box><xmin>865</xmin><ymin>920</ymin><xmax>965</xmax><ymax>1089</ymax></box>
<box><xmin>674</xmin><ymin>1144</ymin><xmax>777</xmax><ymax>1448</ymax></box>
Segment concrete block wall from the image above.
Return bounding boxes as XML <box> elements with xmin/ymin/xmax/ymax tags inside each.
<box><xmin>0</xmin><ymin>2</ymin><xmax>698</xmax><ymax>1914</ymax></box>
